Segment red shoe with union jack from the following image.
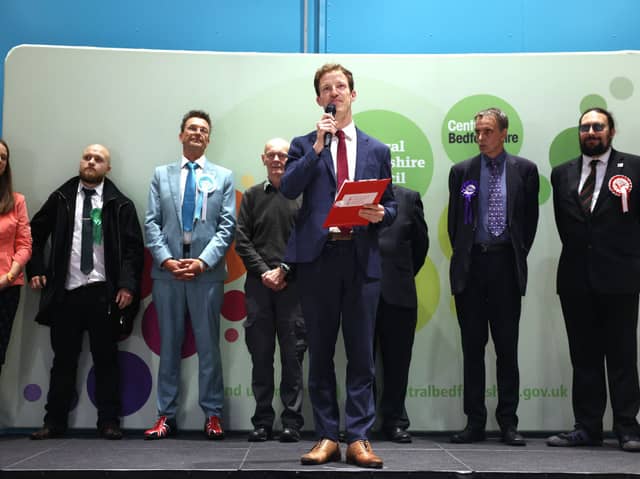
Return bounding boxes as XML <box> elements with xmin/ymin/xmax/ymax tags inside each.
<box><xmin>204</xmin><ymin>415</ymin><xmax>224</xmax><ymax>440</ymax></box>
<box><xmin>144</xmin><ymin>416</ymin><xmax>177</xmax><ymax>440</ymax></box>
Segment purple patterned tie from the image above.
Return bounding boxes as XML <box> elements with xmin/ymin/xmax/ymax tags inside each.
<box><xmin>487</xmin><ymin>159</ymin><xmax>505</xmax><ymax>236</ymax></box>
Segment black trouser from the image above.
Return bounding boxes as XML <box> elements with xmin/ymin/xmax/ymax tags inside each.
<box><xmin>44</xmin><ymin>282</ymin><xmax>120</xmax><ymax>430</ymax></box>
<box><xmin>454</xmin><ymin>247</ymin><xmax>521</xmax><ymax>431</ymax></box>
<box><xmin>244</xmin><ymin>274</ymin><xmax>306</xmax><ymax>430</ymax></box>
<box><xmin>375</xmin><ymin>298</ymin><xmax>416</xmax><ymax>431</ymax></box>
<box><xmin>0</xmin><ymin>285</ymin><xmax>21</xmax><ymax>371</ymax></box>
<box><xmin>559</xmin><ymin>292</ymin><xmax>640</xmax><ymax>439</ymax></box>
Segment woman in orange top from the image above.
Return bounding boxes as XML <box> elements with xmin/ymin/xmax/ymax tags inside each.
<box><xmin>0</xmin><ymin>139</ymin><xmax>32</xmax><ymax>376</ymax></box>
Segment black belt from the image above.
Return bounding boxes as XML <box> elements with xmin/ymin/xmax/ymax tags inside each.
<box><xmin>67</xmin><ymin>281</ymin><xmax>106</xmax><ymax>293</ymax></box>
<box><xmin>472</xmin><ymin>243</ymin><xmax>512</xmax><ymax>254</ymax></box>
<box><xmin>327</xmin><ymin>231</ymin><xmax>353</xmax><ymax>241</ymax></box>
<box><xmin>183</xmin><ymin>244</ymin><xmax>191</xmax><ymax>258</ymax></box>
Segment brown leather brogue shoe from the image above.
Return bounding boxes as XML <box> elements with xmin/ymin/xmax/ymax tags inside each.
<box><xmin>346</xmin><ymin>440</ymin><xmax>383</xmax><ymax>469</ymax></box>
<box><xmin>300</xmin><ymin>438</ymin><xmax>341</xmax><ymax>465</ymax></box>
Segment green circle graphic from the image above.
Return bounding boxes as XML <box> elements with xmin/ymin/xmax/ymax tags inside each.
<box><xmin>438</xmin><ymin>205</ymin><xmax>452</xmax><ymax>260</ymax></box>
<box><xmin>610</xmin><ymin>77</ymin><xmax>634</xmax><ymax>100</ymax></box>
<box><xmin>415</xmin><ymin>257</ymin><xmax>440</xmax><ymax>330</ymax></box>
<box><xmin>353</xmin><ymin>110</ymin><xmax>433</xmax><ymax>196</ymax></box>
<box><xmin>539</xmin><ymin>175</ymin><xmax>551</xmax><ymax>205</ymax></box>
<box><xmin>549</xmin><ymin>127</ymin><xmax>580</xmax><ymax>169</ymax></box>
<box><xmin>579</xmin><ymin>94</ymin><xmax>607</xmax><ymax>114</ymax></box>
<box><xmin>442</xmin><ymin>94</ymin><xmax>523</xmax><ymax>163</ymax></box>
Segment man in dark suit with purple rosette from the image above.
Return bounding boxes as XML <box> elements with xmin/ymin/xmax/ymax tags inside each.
<box><xmin>447</xmin><ymin>108</ymin><xmax>539</xmax><ymax>447</ymax></box>
<box><xmin>547</xmin><ymin>108</ymin><xmax>640</xmax><ymax>452</ymax></box>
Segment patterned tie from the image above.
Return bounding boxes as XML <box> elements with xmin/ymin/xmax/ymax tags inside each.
<box><xmin>182</xmin><ymin>162</ymin><xmax>198</xmax><ymax>232</ymax></box>
<box><xmin>335</xmin><ymin>130</ymin><xmax>351</xmax><ymax>232</ymax></box>
<box><xmin>579</xmin><ymin>159</ymin><xmax>599</xmax><ymax>213</ymax></box>
<box><xmin>80</xmin><ymin>188</ymin><xmax>95</xmax><ymax>274</ymax></box>
<box><xmin>487</xmin><ymin>159</ymin><xmax>506</xmax><ymax>237</ymax></box>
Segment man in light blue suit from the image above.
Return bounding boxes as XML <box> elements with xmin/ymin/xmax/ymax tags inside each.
<box><xmin>280</xmin><ymin>64</ymin><xmax>396</xmax><ymax>468</ymax></box>
<box><xmin>144</xmin><ymin>110</ymin><xmax>236</xmax><ymax>440</ymax></box>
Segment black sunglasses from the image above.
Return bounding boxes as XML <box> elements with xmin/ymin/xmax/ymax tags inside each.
<box><xmin>579</xmin><ymin>122</ymin><xmax>606</xmax><ymax>133</ymax></box>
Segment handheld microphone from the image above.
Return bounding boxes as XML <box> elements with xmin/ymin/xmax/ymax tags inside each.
<box><xmin>323</xmin><ymin>103</ymin><xmax>336</xmax><ymax>149</ymax></box>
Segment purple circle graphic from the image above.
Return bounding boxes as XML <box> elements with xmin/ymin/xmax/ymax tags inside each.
<box><xmin>141</xmin><ymin>301</ymin><xmax>196</xmax><ymax>358</ymax></box>
<box><xmin>87</xmin><ymin>351</ymin><xmax>152</xmax><ymax>416</ymax></box>
<box><xmin>23</xmin><ymin>384</ymin><xmax>42</xmax><ymax>402</ymax></box>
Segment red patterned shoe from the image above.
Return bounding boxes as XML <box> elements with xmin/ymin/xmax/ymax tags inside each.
<box><xmin>144</xmin><ymin>416</ymin><xmax>176</xmax><ymax>440</ymax></box>
<box><xmin>204</xmin><ymin>416</ymin><xmax>224</xmax><ymax>440</ymax></box>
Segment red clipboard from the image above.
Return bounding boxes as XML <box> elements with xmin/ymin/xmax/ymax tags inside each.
<box><xmin>322</xmin><ymin>178</ymin><xmax>391</xmax><ymax>228</ymax></box>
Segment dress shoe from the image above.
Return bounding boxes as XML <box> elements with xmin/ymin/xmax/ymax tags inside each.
<box><xmin>501</xmin><ymin>428</ymin><xmax>526</xmax><ymax>446</ymax></box>
<box><xmin>30</xmin><ymin>425</ymin><xmax>65</xmax><ymax>440</ymax></box>
<box><xmin>279</xmin><ymin>427</ymin><xmax>301</xmax><ymax>443</ymax></box>
<box><xmin>385</xmin><ymin>426</ymin><xmax>412</xmax><ymax>443</ymax></box>
<box><xmin>450</xmin><ymin>426</ymin><xmax>486</xmax><ymax>443</ymax></box>
<box><xmin>98</xmin><ymin>422</ymin><xmax>123</xmax><ymax>440</ymax></box>
<box><xmin>618</xmin><ymin>433</ymin><xmax>640</xmax><ymax>452</ymax></box>
<box><xmin>248</xmin><ymin>426</ymin><xmax>271</xmax><ymax>442</ymax></box>
<box><xmin>301</xmin><ymin>438</ymin><xmax>341</xmax><ymax>465</ymax></box>
<box><xmin>204</xmin><ymin>415</ymin><xmax>224</xmax><ymax>440</ymax></box>
<box><xmin>346</xmin><ymin>440</ymin><xmax>383</xmax><ymax>469</ymax></box>
<box><xmin>546</xmin><ymin>428</ymin><xmax>602</xmax><ymax>447</ymax></box>
<box><xmin>144</xmin><ymin>416</ymin><xmax>177</xmax><ymax>440</ymax></box>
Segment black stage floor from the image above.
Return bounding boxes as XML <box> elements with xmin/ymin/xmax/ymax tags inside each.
<box><xmin>1</xmin><ymin>431</ymin><xmax>639</xmax><ymax>478</ymax></box>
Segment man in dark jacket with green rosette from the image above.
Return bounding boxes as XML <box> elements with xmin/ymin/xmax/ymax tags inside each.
<box><xmin>27</xmin><ymin>144</ymin><xmax>144</xmax><ymax>440</ymax></box>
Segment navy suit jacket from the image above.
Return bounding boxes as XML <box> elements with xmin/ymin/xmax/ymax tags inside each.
<box><xmin>379</xmin><ymin>184</ymin><xmax>428</xmax><ymax>308</ymax></box>
<box><xmin>448</xmin><ymin>153</ymin><xmax>539</xmax><ymax>295</ymax></box>
<box><xmin>552</xmin><ymin>149</ymin><xmax>640</xmax><ymax>294</ymax></box>
<box><xmin>280</xmin><ymin>127</ymin><xmax>397</xmax><ymax>279</ymax></box>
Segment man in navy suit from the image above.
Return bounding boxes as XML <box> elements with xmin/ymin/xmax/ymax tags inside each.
<box><xmin>547</xmin><ymin>108</ymin><xmax>640</xmax><ymax>452</ymax></box>
<box><xmin>144</xmin><ymin>110</ymin><xmax>236</xmax><ymax>440</ymax></box>
<box><xmin>280</xmin><ymin>63</ymin><xmax>396</xmax><ymax>468</ymax></box>
<box><xmin>448</xmin><ymin>108</ymin><xmax>539</xmax><ymax>446</ymax></box>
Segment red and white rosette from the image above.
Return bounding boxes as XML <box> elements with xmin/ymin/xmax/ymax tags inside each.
<box><xmin>608</xmin><ymin>175</ymin><xmax>633</xmax><ymax>213</ymax></box>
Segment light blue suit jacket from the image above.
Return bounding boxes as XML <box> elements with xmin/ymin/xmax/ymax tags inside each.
<box><xmin>145</xmin><ymin>158</ymin><xmax>236</xmax><ymax>282</ymax></box>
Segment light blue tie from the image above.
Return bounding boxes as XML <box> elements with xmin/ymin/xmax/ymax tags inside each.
<box><xmin>182</xmin><ymin>162</ymin><xmax>198</xmax><ymax>232</ymax></box>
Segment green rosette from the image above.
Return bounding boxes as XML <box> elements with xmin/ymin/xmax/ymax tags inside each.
<box><xmin>91</xmin><ymin>208</ymin><xmax>103</xmax><ymax>245</ymax></box>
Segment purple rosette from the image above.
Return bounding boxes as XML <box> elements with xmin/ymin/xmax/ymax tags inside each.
<box><xmin>460</xmin><ymin>180</ymin><xmax>478</xmax><ymax>225</ymax></box>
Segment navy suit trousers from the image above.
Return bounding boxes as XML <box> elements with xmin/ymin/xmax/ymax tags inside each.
<box><xmin>298</xmin><ymin>239</ymin><xmax>379</xmax><ymax>443</ymax></box>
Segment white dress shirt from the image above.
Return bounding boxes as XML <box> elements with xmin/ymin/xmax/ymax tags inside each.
<box><xmin>66</xmin><ymin>181</ymin><xmax>106</xmax><ymax>290</ymax></box>
<box><xmin>330</xmin><ymin>120</ymin><xmax>357</xmax><ymax>194</ymax></box>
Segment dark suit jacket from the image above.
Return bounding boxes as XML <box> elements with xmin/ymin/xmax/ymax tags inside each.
<box><xmin>379</xmin><ymin>185</ymin><xmax>428</xmax><ymax>308</ymax></box>
<box><xmin>280</xmin><ymin>127</ymin><xmax>397</xmax><ymax>279</ymax></box>
<box><xmin>448</xmin><ymin>154</ymin><xmax>539</xmax><ymax>295</ymax></box>
<box><xmin>27</xmin><ymin>177</ymin><xmax>144</xmax><ymax>326</ymax></box>
<box><xmin>551</xmin><ymin>149</ymin><xmax>640</xmax><ymax>294</ymax></box>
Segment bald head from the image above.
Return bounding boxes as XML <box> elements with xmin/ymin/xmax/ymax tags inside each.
<box><xmin>263</xmin><ymin>138</ymin><xmax>290</xmax><ymax>154</ymax></box>
<box><xmin>79</xmin><ymin>144</ymin><xmax>111</xmax><ymax>187</ymax></box>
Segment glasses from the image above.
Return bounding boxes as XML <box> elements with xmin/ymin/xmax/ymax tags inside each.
<box><xmin>186</xmin><ymin>125</ymin><xmax>210</xmax><ymax>136</ymax></box>
<box><xmin>265</xmin><ymin>152</ymin><xmax>288</xmax><ymax>160</ymax></box>
<box><xmin>579</xmin><ymin>122</ymin><xmax>606</xmax><ymax>133</ymax></box>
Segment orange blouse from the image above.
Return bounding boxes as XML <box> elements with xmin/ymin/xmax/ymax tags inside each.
<box><xmin>0</xmin><ymin>192</ymin><xmax>32</xmax><ymax>285</ymax></box>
